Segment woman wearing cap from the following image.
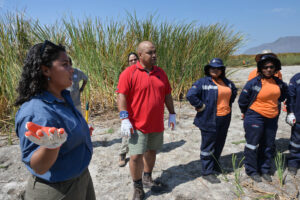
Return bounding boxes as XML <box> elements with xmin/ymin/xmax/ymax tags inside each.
<box><xmin>248</xmin><ymin>50</ymin><xmax>283</xmax><ymax>81</ymax></box>
<box><xmin>238</xmin><ymin>53</ymin><xmax>288</xmax><ymax>183</ymax></box>
<box><xmin>14</xmin><ymin>41</ymin><xmax>95</xmax><ymax>199</ymax></box>
<box><xmin>286</xmin><ymin>72</ymin><xmax>300</xmax><ymax>175</ymax></box>
<box><xmin>186</xmin><ymin>58</ymin><xmax>237</xmax><ymax>184</ymax></box>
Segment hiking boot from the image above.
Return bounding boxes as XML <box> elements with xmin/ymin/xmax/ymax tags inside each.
<box><xmin>250</xmin><ymin>174</ymin><xmax>262</xmax><ymax>183</ymax></box>
<box><xmin>118</xmin><ymin>154</ymin><xmax>126</xmax><ymax>167</ymax></box>
<box><xmin>214</xmin><ymin>166</ymin><xmax>229</xmax><ymax>174</ymax></box>
<box><xmin>262</xmin><ymin>174</ymin><xmax>272</xmax><ymax>182</ymax></box>
<box><xmin>213</xmin><ymin>165</ymin><xmax>221</xmax><ymax>172</ymax></box>
<box><xmin>132</xmin><ymin>187</ymin><xmax>145</xmax><ymax>200</ymax></box>
<box><xmin>202</xmin><ymin>174</ymin><xmax>221</xmax><ymax>184</ymax></box>
<box><xmin>142</xmin><ymin>175</ymin><xmax>165</xmax><ymax>192</ymax></box>
<box><xmin>288</xmin><ymin>166</ymin><xmax>298</xmax><ymax>176</ymax></box>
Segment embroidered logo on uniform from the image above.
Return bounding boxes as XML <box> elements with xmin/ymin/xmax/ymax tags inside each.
<box><xmin>202</xmin><ymin>85</ymin><xmax>218</xmax><ymax>90</ymax></box>
<box><xmin>252</xmin><ymin>86</ymin><xmax>261</xmax><ymax>92</ymax></box>
<box><xmin>251</xmin><ymin>124</ymin><xmax>260</xmax><ymax>128</ymax></box>
<box><xmin>192</xmin><ymin>85</ymin><xmax>197</xmax><ymax>88</ymax></box>
<box><xmin>296</xmin><ymin>79</ymin><xmax>300</xmax><ymax>84</ymax></box>
<box><xmin>243</xmin><ymin>89</ymin><xmax>248</xmax><ymax>93</ymax></box>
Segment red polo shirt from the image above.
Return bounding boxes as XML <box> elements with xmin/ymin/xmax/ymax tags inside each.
<box><xmin>116</xmin><ymin>61</ymin><xmax>171</xmax><ymax>133</ymax></box>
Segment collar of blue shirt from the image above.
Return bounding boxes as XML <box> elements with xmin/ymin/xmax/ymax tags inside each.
<box><xmin>38</xmin><ymin>90</ymin><xmax>71</xmax><ymax>104</ymax></box>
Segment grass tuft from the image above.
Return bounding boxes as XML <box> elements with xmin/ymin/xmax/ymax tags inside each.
<box><xmin>274</xmin><ymin>151</ymin><xmax>286</xmax><ymax>187</ymax></box>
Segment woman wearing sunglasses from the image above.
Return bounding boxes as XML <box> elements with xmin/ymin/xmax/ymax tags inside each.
<box><xmin>186</xmin><ymin>58</ymin><xmax>237</xmax><ymax>184</ymax></box>
<box><xmin>238</xmin><ymin>52</ymin><xmax>288</xmax><ymax>183</ymax></box>
<box><xmin>14</xmin><ymin>41</ymin><xmax>95</xmax><ymax>199</ymax></box>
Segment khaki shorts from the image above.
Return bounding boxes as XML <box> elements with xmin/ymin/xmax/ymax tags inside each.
<box><xmin>25</xmin><ymin>169</ymin><xmax>95</xmax><ymax>200</ymax></box>
<box><xmin>129</xmin><ymin>130</ymin><xmax>163</xmax><ymax>156</ymax></box>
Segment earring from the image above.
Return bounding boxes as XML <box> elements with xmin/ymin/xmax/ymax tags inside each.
<box><xmin>47</xmin><ymin>77</ymin><xmax>51</xmax><ymax>81</ymax></box>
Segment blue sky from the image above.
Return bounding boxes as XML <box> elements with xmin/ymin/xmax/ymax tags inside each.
<box><xmin>1</xmin><ymin>0</ymin><xmax>300</xmax><ymax>54</ymax></box>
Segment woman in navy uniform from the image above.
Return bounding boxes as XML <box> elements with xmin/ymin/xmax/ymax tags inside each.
<box><xmin>187</xmin><ymin>58</ymin><xmax>237</xmax><ymax>183</ymax></box>
<box><xmin>286</xmin><ymin>72</ymin><xmax>300</xmax><ymax>175</ymax></box>
<box><xmin>238</xmin><ymin>53</ymin><xmax>288</xmax><ymax>182</ymax></box>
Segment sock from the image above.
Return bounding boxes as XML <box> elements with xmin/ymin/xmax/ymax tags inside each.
<box><xmin>143</xmin><ymin>172</ymin><xmax>152</xmax><ymax>177</ymax></box>
<box><xmin>133</xmin><ymin>179</ymin><xmax>143</xmax><ymax>188</ymax></box>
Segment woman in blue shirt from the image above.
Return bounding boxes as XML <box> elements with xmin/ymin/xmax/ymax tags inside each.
<box><xmin>14</xmin><ymin>40</ymin><xmax>95</xmax><ymax>200</ymax></box>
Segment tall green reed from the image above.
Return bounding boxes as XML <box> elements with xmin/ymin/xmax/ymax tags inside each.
<box><xmin>0</xmin><ymin>11</ymin><xmax>243</xmax><ymax>132</ymax></box>
<box><xmin>0</xmin><ymin>12</ymin><xmax>33</xmax><ymax>128</ymax></box>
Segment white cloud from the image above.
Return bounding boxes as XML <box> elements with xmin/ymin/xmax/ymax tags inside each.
<box><xmin>271</xmin><ymin>7</ymin><xmax>295</xmax><ymax>15</ymax></box>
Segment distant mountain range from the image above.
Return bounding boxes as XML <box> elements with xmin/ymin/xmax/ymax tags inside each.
<box><xmin>243</xmin><ymin>36</ymin><xmax>300</xmax><ymax>55</ymax></box>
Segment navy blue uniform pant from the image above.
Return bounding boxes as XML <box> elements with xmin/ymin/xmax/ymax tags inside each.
<box><xmin>200</xmin><ymin>114</ymin><xmax>231</xmax><ymax>175</ymax></box>
<box><xmin>243</xmin><ymin>109</ymin><xmax>278</xmax><ymax>176</ymax></box>
<box><xmin>288</xmin><ymin>123</ymin><xmax>300</xmax><ymax>168</ymax></box>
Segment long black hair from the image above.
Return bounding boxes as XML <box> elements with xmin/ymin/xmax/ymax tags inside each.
<box><xmin>14</xmin><ymin>41</ymin><xmax>66</xmax><ymax>106</ymax></box>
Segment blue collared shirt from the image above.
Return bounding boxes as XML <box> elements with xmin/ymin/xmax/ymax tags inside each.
<box><xmin>15</xmin><ymin>90</ymin><xmax>93</xmax><ymax>183</ymax></box>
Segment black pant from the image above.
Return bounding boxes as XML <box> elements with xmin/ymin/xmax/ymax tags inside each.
<box><xmin>200</xmin><ymin>114</ymin><xmax>231</xmax><ymax>175</ymax></box>
<box><xmin>243</xmin><ymin>109</ymin><xmax>278</xmax><ymax>176</ymax></box>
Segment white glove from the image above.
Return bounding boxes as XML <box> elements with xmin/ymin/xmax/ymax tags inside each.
<box><xmin>121</xmin><ymin>118</ymin><xmax>133</xmax><ymax>138</ymax></box>
<box><xmin>25</xmin><ymin>122</ymin><xmax>67</xmax><ymax>149</ymax></box>
<box><xmin>168</xmin><ymin>114</ymin><xmax>176</xmax><ymax>130</ymax></box>
<box><xmin>196</xmin><ymin>104</ymin><xmax>206</xmax><ymax>112</ymax></box>
<box><xmin>286</xmin><ymin>113</ymin><xmax>296</xmax><ymax>126</ymax></box>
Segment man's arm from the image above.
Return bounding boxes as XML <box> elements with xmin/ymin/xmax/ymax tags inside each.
<box><xmin>117</xmin><ymin>93</ymin><xmax>127</xmax><ymax>111</ymax></box>
<box><xmin>117</xmin><ymin>93</ymin><xmax>134</xmax><ymax>137</ymax></box>
<box><xmin>165</xmin><ymin>94</ymin><xmax>175</xmax><ymax>114</ymax></box>
<box><xmin>165</xmin><ymin>93</ymin><xmax>176</xmax><ymax>130</ymax></box>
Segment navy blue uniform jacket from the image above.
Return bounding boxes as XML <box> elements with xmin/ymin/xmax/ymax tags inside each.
<box><xmin>238</xmin><ymin>75</ymin><xmax>288</xmax><ymax>115</ymax></box>
<box><xmin>286</xmin><ymin>73</ymin><xmax>300</xmax><ymax>122</ymax></box>
<box><xmin>186</xmin><ymin>76</ymin><xmax>237</xmax><ymax>132</ymax></box>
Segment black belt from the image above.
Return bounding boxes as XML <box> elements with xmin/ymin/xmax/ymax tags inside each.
<box><xmin>33</xmin><ymin>168</ymin><xmax>88</xmax><ymax>185</ymax></box>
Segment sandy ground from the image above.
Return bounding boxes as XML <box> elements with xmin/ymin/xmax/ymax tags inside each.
<box><xmin>0</xmin><ymin>66</ymin><xmax>300</xmax><ymax>200</ymax></box>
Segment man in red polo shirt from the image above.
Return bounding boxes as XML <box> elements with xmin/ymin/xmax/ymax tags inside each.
<box><xmin>117</xmin><ymin>41</ymin><xmax>176</xmax><ymax>199</ymax></box>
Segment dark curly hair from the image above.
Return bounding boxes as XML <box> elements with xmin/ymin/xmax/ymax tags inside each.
<box><xmin>14</xmin><ymin>41</ymin><xmax>66</xmax><ymax>106</ymax></box>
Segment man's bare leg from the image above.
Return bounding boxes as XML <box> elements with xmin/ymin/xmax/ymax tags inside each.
<box><xmin>130</xmin><ymin>154</ymin><xmax>144</xmax><ymax>180</ymax></box>
<box><xmin>143</xmin><ymin>150</ymin><xmax>156</xmax><ymax>173</ymax></box>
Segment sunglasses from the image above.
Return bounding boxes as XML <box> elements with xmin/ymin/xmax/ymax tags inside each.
<box><xmin>261</xmin><ymin>65</ymin><xmax>275</xmax><ymax>70</ymax></box>
<box><xmin>210</xmin><ymin>67</ymin><xmax>222</xmax><ymax>70</ymax></box>
<box><xmin>40</xmin><ymin>40</ymin><xmax>56</xmax><ymax>57</ymax></box>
